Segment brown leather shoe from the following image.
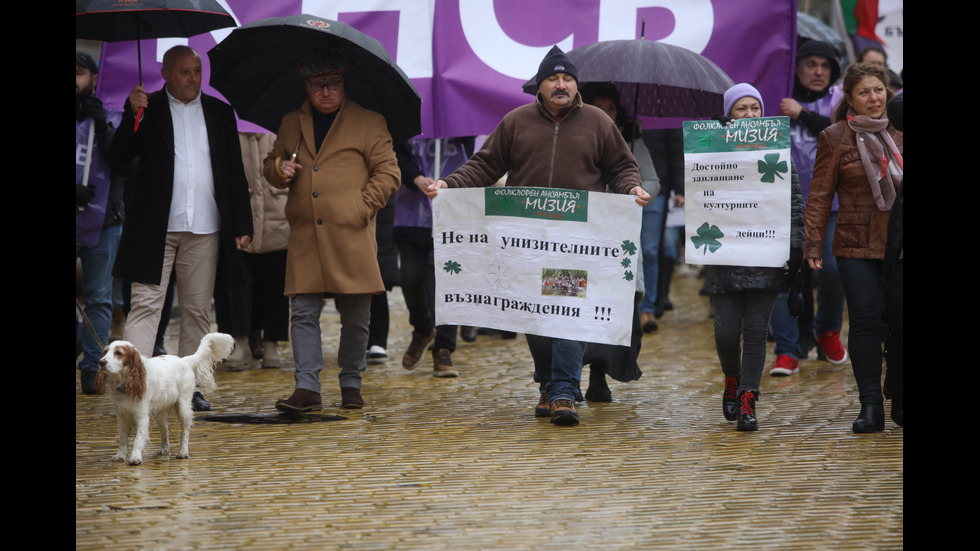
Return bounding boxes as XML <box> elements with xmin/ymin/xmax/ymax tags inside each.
<box><xmin>275</xmin><ymin>388</ymin><xmax>322</xmax><ymax>412</ymax></box>
<box><xmin>550</xmin><ymin>399</ymin><xmax>580</xmax><ymax>426</ymax></box>
<box><xmin>341</xmin><ymin>387</ymin><xmax>365</xmax><ymax>409</ymax></box>
<box><xmin>402</xmin><ymin>330</ymin><xmax>436</xmax><ymax>369</ymax></box>
<box><xmin>535</xmin><ymin>392</ymin><xmax>551</xmax><ymax>418</ymax></box>
<box><xmin>432</xmin><ymin>348</ymin><xmax>459</xmax><ymax>378</ymax></box>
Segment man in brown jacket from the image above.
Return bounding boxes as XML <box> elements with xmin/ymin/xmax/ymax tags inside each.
<box><xmin>425</xmin><ymin>46</ymin><xmax>648</xmax><ymax>426</ymax></box>
<box><xmin>265</xmin><ymin>62</ymin><xmax>400</xmax><ymax>411</ymax></box>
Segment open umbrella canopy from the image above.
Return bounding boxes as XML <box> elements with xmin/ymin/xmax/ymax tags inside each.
<box><xmin>75</xmin><ymin>0</ymin><xmax>235</xmax><ymax>42</ymax></box>
<box><xmin>76</xmin><ymin>0</ymin><xmax>236</xmax><ymax>87</ymax></box>
<box><xmin>797</xmin><ymin>12</ymin><xmax>846</xmax><ymax>52</ymax></box>
<box><xmin>208</xmin><ymin>14</ymin><xmax>421</xmax><ymax>145</ymax></box>
<box><xmin>523</xmin><ymin>39</ymin><xmax>733</xmax><ymax>119</ymax></box>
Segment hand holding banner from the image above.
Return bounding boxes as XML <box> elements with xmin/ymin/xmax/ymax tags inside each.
<box><xmin>683</xmin><ymin>116</ymin><xmax>792</xmax><ymax>268</ymax></box>
<box><xmin>433</xmin><ymin>187</ymin><xmax>642</xmax><ymax>346</ymax></box>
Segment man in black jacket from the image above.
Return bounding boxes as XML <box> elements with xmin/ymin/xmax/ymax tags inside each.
<box><xmin>112</xmin><ymin>45</ymin><xmax>252</xmax><ymax>410</ymax></box>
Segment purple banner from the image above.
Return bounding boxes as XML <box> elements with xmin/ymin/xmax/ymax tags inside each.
<box><xmin>96</xmin><ymin>0</ymin><xmax>796</xmax><ymax>138</ymax></box>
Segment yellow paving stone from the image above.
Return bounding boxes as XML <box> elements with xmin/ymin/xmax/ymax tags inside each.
<box><xmin>77</xmin><ymin>273</ymin><xmax>902</xmax><ymax>550</ymax></box>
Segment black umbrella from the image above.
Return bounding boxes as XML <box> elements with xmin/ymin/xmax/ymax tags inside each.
<box><xmin>523</xmin><ymin>39</ymin><xmax>733</xmax><ymax>119</ymax></box>
<box><xmin>208</xmin><ymin>14</ymin><xmax>421</xmax><ymax>145</ymax></box>
<box><xmin>76</xmin><ymin>0</ymin><xmax>236</xmax><ymax>82</ymax></box>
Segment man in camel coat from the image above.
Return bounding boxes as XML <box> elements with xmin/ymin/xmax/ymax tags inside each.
<box><xmin>264</xmin><ymin>61</ymin><xmax>400</xmax><ymax>411</ymax></box>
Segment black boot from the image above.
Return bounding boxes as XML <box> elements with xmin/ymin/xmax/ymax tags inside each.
<box><xmin>585</xmin><ymin>366</ymin><xmax>612</xmax><ymax>402</ymax></box>
<box><xmin>884</xmin><ymin>350</ymin><xmax>902</xmax><ymax>427</ymax></box>
<box><xmin>722</xmin><ymin>377</ymin><xmax>739</xmax><ymax>421</ymax></box>
<box><xmin>736</xmin><ymin>390</ymin><xmax>759</xmax><ymax>431</ymax></box>
<box><xmin>852</xmin><ymin>404</ymin><xmax>885</xmax><ymax>433</ymax></box>
<box><xmin>655</xmin><ymin>257</ymin><xmax>676</xmax><ymax>318</ymax></box>
<box><xmin>891</xmin><ymin>397</ymin><xmax>903</xmax><ymax>427</ymax></box>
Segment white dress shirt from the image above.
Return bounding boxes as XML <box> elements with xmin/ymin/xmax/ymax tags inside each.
<box><xmin>166</xmin><ymin>88</ymin><xmax>220</xmax><ymax>234</ymax></box>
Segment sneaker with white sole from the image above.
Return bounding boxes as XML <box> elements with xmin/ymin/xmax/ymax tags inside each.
<box><xmin>815</xmin><ymin>331</ymin><xmax>848</xmax><ymax>365</ymax></box>
<box><xmin>770</xmin><ymin>354</ymin><xmax>799</xmax><ymax>376</ymax></box>
<box><xmin>367</xmin><ymin>345</ymin><xmax>387</xmax><ymax>364</ymax></box>
<box><xmin>432</xmin><ymin>348</ymin><xmax>459</xmax><ymax>378</ymax></box>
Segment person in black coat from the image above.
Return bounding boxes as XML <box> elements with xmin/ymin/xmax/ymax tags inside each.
<box><xmin>111</xmin><ymin>46</ymin><xmax>252</xmax><ymax>410</ymax></box>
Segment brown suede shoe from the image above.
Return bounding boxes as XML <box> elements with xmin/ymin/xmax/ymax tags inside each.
<box><xmin>550</xmin><ymin>399</ymin><xmax>580</xmax><ymax>426</ymax></box>
<box><xmin>432</xmin><ymin>348</ymin><xmax>459</xmax><ymax>378</ymax></box>
<box><xmin>275</xmin><ymin>389</ymin><xmax>322</xmax><ymax>413</ymax></box>
<box><xmin>402</xmin><ymin>330</ymin><xmax>436</xmax><ymax>369</ymax></box>
<box><xmin>341</xmin><ymin>387</ymin><xmax>365</xmax><ymax>409</ymax></box>
<box><xmin>535</xmin><ymin>392</ymin><xmax>551</xmax><ymax>418</ymax></box>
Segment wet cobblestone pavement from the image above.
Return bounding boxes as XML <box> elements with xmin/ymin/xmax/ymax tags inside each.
<box><xmin>76</xmin><ymin>271</ymin><xmax>903</xmax><ymax>550</ymax></box>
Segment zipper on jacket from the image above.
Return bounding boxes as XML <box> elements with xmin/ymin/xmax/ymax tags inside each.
<box><xmin>548</xmin><ymin>123</ymin><xmax>559</xmax><ymax>187</ymax></box>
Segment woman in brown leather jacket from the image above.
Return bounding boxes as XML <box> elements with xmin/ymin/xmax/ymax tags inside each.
<box><xmin>804</xmin><ymin>63</ymin><xmax>903</xmax><ymax>432</ymax></box>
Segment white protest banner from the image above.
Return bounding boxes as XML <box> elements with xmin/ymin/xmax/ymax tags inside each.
<box><xmin>683</xmin><ymin>116</ymin><xmax>792</xmax><ymax>267</ymax></box>
<box><xmin>432</xmin><ymin>187</ymin><xmax>642</xmax><ymax>346</ymax></box>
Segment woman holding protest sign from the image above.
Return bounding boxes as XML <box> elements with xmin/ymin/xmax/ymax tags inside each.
<box><xmin>705</xmin><ymin>83</ymin><xmax>804</xmax><ymax>431</ymax></box>
<box><xmin>805</xmin><ymin>63</ymin><xmax>903</xmax><ymax>432</ymax></box>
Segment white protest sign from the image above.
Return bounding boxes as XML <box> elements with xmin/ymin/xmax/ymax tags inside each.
<box><xmin>432</xmin><ymin>187</ymin><xmax>642</xmax><ymax>346</ymax></box>
<box><xmin>683</xmin><ymin>116</ymin><xmax>792</xmax><ymax>267</ymax></box>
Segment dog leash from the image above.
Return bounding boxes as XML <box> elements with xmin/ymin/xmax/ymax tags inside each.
<box><xmin>75</xmin><ymin>298</ymin><xmax>105</xmax><ymax>352</ymax></box>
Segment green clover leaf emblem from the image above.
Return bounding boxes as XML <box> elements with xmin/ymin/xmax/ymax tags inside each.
<box><xmin>691</xmin><ymin>222</ymin><xmax>724</xmax><ymax>254</ymax></box>
<box><xmin>443</xmin><ymin>260</ymin><xmax>462</xmax><ymax>274</ymax></box>
<box><xmin>758</xmin><ymin>153</ymin><xmax>788</xmax><ymax>183</ymax></box>
<box><xmin>621</xmin><ymin>240</ymin><xmax>637</xmax><ymax>256</ymax></box>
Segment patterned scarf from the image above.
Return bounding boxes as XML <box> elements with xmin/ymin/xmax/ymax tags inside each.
<box><xmin>846</xmin><ymin>108</ymin><xmax>903</xmax><ymax>211</ymax></box>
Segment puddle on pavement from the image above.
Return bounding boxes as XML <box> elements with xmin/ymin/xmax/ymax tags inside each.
<box><xmin>198</xmin><ymin>412</ymin><xmax>347</xmax><ymax>424</ymax></box>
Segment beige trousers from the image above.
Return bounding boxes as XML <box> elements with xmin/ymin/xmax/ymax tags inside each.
<box><xmin>124</xmin><ymin>232</ymin><xmax>220</xmax><ymax>357</ymax></box>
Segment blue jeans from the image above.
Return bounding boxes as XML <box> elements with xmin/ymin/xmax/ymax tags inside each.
<box><xmin>76</xmin><ymin>224</ymin><xmax>122</xmax><ymax>372</ymax></box>
<box><xmin>770</xmin><ymin>212</ymin><xmax>845</xmax><ymax>357</ymax></box>
<box><xmin>525</xmin><ymin>335</ymin><xmax>588</xmax><ymax>403</ymax></box>
<box><xmin>638</xmin><ymin>195</ymin><xmax>666</xmax><ymax>313</ymax></box>
<box><xmin>662</xmin><ymin>224</ymin><xmax>680</xmax><ymax>260</ymax></box>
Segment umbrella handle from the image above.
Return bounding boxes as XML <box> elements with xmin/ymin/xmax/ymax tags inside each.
<box><xmin>134</xmin><ymin>106</ymin><xmax>143</xmax><ymax>132</ymax></box>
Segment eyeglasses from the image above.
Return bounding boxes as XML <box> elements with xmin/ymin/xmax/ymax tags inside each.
<box><xmin>308</xmin><ymin>78</ymin><xmax>343</xmax><ymax>93</ymax></box>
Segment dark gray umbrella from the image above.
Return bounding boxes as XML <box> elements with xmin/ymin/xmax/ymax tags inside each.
<box><xmin>207</xmin><ymin>14</ymin><xmax>421</xmax><ymax>145</ymax></box>
<box><xmin>76</xmin><ymin>0</ymin><xmax>236</xmax><ymax>81</ymax></box>
<box><xmin>523</xmin><ymin>39</ymin><xmax>733</xmax><ymax>119</ymax></box>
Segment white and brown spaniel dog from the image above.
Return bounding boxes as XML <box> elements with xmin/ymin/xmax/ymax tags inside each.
<box><xmin>97</xmin><ymin>333</ymin><xmax>235</xmax><ymax>465</ymax></box>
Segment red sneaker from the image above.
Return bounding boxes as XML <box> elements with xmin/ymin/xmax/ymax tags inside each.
<box><xmin>770</xmin><ymin>354</ymin><xmax>799</xmax><ymax>376</ymax></box>
<box><xmin>816</xmin><ymin>330</ymin><xmax>848</xmax><ymax>365</ymax></box>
